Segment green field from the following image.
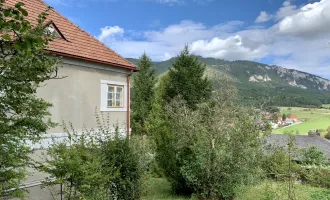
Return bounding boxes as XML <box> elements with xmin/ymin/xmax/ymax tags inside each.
<box><xmin>142</xmin><ymin>178</ymin><xmax>330</xmax><ymax>200</ymax></box>
<box><xmin>273</xmin><ymin>107</ymin><xmax>330</xmax><ymax>135</ymax></box>
<box><xmin>142</xmin><ymin>178</ymin><xmax>188</xmax><ymax>200</ymax></box>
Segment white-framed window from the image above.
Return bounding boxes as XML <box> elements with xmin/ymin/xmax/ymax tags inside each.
<box><xmin>107</xmin><ymin>85</ymin><xmax>124</xmax><ymax>108</ymax></box>
<box><xmin>100</xmin><ymin>80</ymin><xmax>127</xmax><ymax>112</ymax></box>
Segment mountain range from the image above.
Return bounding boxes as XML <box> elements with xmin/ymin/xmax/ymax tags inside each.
<box><xmin>127</xmin><ymin>57</ymin><xmax>330</xmax><ymax>107</ymax></box>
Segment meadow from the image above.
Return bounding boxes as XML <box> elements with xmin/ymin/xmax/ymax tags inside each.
<box><xmin>273</xmin><ymin>107</ymin><xmax>330</xmax><ymax>135</ymax></box>
<box><xmin>142</xmin><ymin>178</ymin><xmax>330</xmax><ymax>200</ymax></box>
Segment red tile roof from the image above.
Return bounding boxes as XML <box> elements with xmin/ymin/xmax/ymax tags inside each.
<box><xmin>290</xmin><ymin>115</ymin><xmax>299</xmax><ymax>119</ymax></box>
<box><xmin>5</xmin><ymin>0</ymin><xmax>136</xmax><ymax>70</ymax></box>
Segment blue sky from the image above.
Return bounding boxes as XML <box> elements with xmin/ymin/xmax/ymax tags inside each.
<box><xmin>45</xmin><ymin>0</ymin><xmax>330</xmax><ymax>78</ymax></box>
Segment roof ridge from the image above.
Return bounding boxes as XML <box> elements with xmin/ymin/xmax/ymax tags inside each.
<box><xmin>36</xmin><ymin>0</ymin><xmax>135</xmax><ymax>68</ymax></box>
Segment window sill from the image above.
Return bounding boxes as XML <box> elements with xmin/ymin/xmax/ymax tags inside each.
<box><xmin>100</xmin><ymin>107</ymin><xmax>127</xmax><ymax>112</ymax></box>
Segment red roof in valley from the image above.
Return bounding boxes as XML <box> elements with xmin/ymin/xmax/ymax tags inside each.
<box><xmin>5</xmin><ymin>0</ymin><xmax>136</xmax><ymax>70</ymax></box>
<box><xmin>290</xmin><ymin>115</ymin><xmax>299</xmax><ymax>119</ymax></box>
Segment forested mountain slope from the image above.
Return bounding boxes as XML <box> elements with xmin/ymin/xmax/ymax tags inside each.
<box><xmin>127</xmin><ymin>57</ymin><xmax>330</xmax><ymax>107</ymax></box>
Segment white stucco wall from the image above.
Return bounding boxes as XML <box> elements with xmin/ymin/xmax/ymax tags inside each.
<box><xmin>37</xmin><ymin>58</ymin><xmax>131</xmax><ymax>134</ymax></box>
<box><xmin>7</xmin><ymin>58</ymin><xmax>133</xmax><ymax>199</ymax></box>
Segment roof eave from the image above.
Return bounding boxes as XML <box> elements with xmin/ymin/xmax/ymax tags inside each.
<box><xmin>46</xmin><ymin>50</ymin><xmax>138</xmax><ymax>71</ymax></box>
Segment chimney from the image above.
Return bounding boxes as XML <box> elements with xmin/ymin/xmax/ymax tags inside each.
<box><xmin>308</xmin><ymin>130</ymin><xmax>313</xmax><ymax>136</ymax></box>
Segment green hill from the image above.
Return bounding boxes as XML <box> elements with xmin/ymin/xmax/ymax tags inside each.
<box><xmin>127</xmin><ymin>57</ymin><xmax>330</xmax><ymax>107</ymax></box>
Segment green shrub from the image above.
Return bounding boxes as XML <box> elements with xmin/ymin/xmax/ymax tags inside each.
<box><xmin>154</xmin><ymin>89</ymin><xmax>269</xmax><ymax>199</ymax></box>
<box><xmin>299</xmin><ymin>167</ymin><xmax>330</xmax><ymax>188</ymax></box>
<box><xmin>262</xmin><ymin>145</ymin><xmax>300</xmax><ymax>181</ymax></box>
<box><xmin>311</xmin><ymin>190</ymin><xmax>330</xmax><ymax>200</ymax></box>
<box><xmin>325</xmin><ymin>132</ymin><xmax>330</xmax><ymax>140</ymax></box>
<box><xmin>299</xmin><ymin>146</ymin><xmax>328</xmax><ymax>165</ymax></box>
<box><xmin>325</xmin><ymin>126</ymin><xmax>330</xmax><ymax>140</ymax></box>
<box><xmin>101</xmin><ymin>133</ymin><xmax>142</xmax><ymax>200</ymax></box>
<box><xmin>41</xmin><ymin>121</ymin><xmax>143</xmax><ymax>200</ymax></box>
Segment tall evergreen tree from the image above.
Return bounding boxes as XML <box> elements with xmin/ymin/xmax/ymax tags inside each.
<box><xmin>131</xmin><ymin>53</ymin><xmax>156</xmax><ymax>136</ymax></box>
<box><xmin>165</xmin><ymin>46</ymin><xmax>212</xmax><ymax>109</ymax></box>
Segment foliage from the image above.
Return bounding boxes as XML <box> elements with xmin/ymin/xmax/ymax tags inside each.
<box><xmin>41</xmin><ymin>124</ymin><xmax>107</xmax><ymax>200</ymax></box>
<box><xmin>131</xmin><ymin>53</ymin><xmax>157</xmax><ymax>136</ymax></box>
<box><xmin>299</xmin><ymin>146</ymin><xmax>328</xmax><ymax>165</ymax></box>
<box><xmin>262</xmin><ymin>146</ymin><xmax>299</xmax><ymax>181</ymax></box>
<box><xmin>265</xmin><ymin>106</ymin><xmax>280</xmax><ymax>114</ymax></box>
<box><xmin>282</xmin><ymin>113</ymin><xmax>287</xmax><ymax>121</ymax></box>
<box><xmin>152</xmin><ymin>75</ymin><xmax>270</xmax><ymax>199</ymax></box>
<box><xmin>299</xmin><ymin>167</ymin><xmax>330</xmax><ymax>189</ymax></box>
<box><xmin>0</xmin><ymin>1</ymin><xmax>61</xmax><ymax>197</ymax></box>
<box><xmin>311</xmin><ymin>190</ymin><xmax>330</xmax><ymax>200</ymax></box>
<box><xmin>236</xmin><ymin>180</ymin><xmax>329</xmax><ymax>200</ymax></box>
<box><xmin>164</xmin><ymin>46</ymin><xmax>212</xmax><ymax>109</ymax></box>
<box><xmin>142</xmin><ymin>178</ymin><xmax>188</xmax><ymax>200</ymax></box>
<box><xmin>325</xmin><ymin>126</ymin><xmax>330</xmax><ymax>140</ymax></box>
<box><xmin>147</xmin><ymin>74</ymin><xmax>192</xmax><ymax>195</ymax></box>
<box><xmin>40</xmin><ymin>118</ymin><xmax>144</xmax><ymax>200</ymax></box>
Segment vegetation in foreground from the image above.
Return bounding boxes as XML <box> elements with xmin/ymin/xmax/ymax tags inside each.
<box><xmin>143</xmin><ymin>178</ymin><xmax>330</xmax><ymax>200</ymax></box>
<box><xmin>2</xmin><ymin>1</ymin><xmax>330</xmax><ymax>198</ymax></box>
<box><xmin>0</xmin><ymin>2</ymin><xmax>61</xmax><ymax>197</ymax></box>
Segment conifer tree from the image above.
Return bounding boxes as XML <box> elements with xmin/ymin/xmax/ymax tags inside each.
<box><xmin>131</xmin><ymin>53</ymin><xmax>156</xmax><ymax>135</ymax></box>
<box><xmin>165</xmin><ymin>46</ymin><xmax>212</xmax><ymax>109</ymax></box>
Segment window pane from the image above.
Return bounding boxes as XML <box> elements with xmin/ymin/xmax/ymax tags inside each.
<box><xmin>107</xmin><ymin>100</ymin><xmax>113</xmax><ymax>107</ymax></box>
<box><xmin>117</xmin><ymin>87</ymin><xmax>123</xmax><ymax>93</ymax></box>
<box><xmin>108</xmin><ymin>93</ymin><xmax>113</xmax><ymax>100</ymax></box>
<box><xmin>116</xmin><ymin>100</ymin><xmax>121</xmax><ymax>107</ymax></box>
<box><xmin>108</xmin><ymin>86</ymin><xmax>114</xmax><ymax>92</ymax></box>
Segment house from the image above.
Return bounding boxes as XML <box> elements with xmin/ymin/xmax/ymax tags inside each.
<box><xmin>289</xmin><ymin>115</ymin><xmax>299</xmax><ymax>122</ymax></box>
<box><xmin>264</xmin><ymin>134</ymin><xmax>330</xmax><ymax>160</ymax></box>
<box><xmin>270</xmin><ymin>122</ymin><xmax>279</xmax><ymax>129</ymax></box>
<box><xmin>6</xmin><ymin>0</ymin><xmax>137</xmax><ymax>199</ymax></box>
<box><xmin>285</xmin><ymin>118</ymin><xmax>294</xmax><ymax>125</ymax></box>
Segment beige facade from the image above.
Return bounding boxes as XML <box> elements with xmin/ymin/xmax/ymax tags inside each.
<box><xmin>37</xmin><ymin>57</ymin><xmax>131</xmax><ymax>134</ymax></box>
<box><xmin>9</xmin><ymin>58</ymin><xmax>133</xmax><ymax>199</ymax></box>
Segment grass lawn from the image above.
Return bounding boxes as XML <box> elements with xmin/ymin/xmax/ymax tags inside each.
<box><xmin>142</xmin><ymin>178</ymin><xmax>188</xmax><ymax>200</ymax></box>
<box><xmin>143</xmin><ymin>178</ymin><xmax>330</xmax><ymax>200</ymax></box>
<box><xmin>274</xmin><ymin>107</ymin><xmax>330</xmax><ymax>135</ymax></box>
<box><xmin>236</xmin><ymin>181</ymin><xmax>330</xmax><ymax>200</ymax></box>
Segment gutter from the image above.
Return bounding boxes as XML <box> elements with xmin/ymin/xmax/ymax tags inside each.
<box><xmin>127</xmin><ymin>70</ymin><xmax>134</xmax><ymax>137</ymax></box>
<box><xmin>46</xmin><ymin>50</ymin><xmax>138</xmax><ymax>71</ymax></box>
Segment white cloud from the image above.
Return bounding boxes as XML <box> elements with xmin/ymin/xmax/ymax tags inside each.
<box><xmin>277</xmin><ymin>0</ymin><xmax>330</xmax><ymax>37</ymax></box>
<box><xmin>275</xmin><ymin>1</ymin><xmax>298</xmax><ymax>20</ymax></box>
<box><xmin>97</xmin><ymin>26</ymin><xmax>124</xmax><ymax>42</ymax></box>
<box><xmin>255</xmin><ymin>11</ymin><xmax>272</xmax><ymax>23</ymax></box>
<box><xmin>190</xmin><ymin>35</ymin><xmax>268</xmax><ymax>60</ymax></box>
<box><xmin>96</xmin><ymin>0</ymin><xmax>330</xmax><ymax>78</ymax></box>
<box><xmin>98</xmin><ymin>21</ymin><xmax>245</xmax><ymax>61</ymax></box>
<box><xmin>254</xmin><ymin>0</ymin><xmax>299</xmax><ymax>23</ymax></box>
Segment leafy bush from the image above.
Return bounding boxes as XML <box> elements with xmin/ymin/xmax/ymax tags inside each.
<box><xmin>299</xmin><ymin>167</ymin><xmax>330</xmax><ymax>188</ymax></box>
<box><xmin>41</xmin><ymin>120</ymin><xmax>144</xmax><ymax>200</ymax></box>
<box><xmin>325</xmin><ymin>126</ymin><xmax>330</xmax><ymax>140</ymax></box>
<box><xmin>152</xmin><ymin>76</ymin><xmax>270</xmax><ymax>199</ymax></box>
<box><xmin>325</xmin><ymin>132</ymin><xmax>330</xmax><ymax>140</ymax></box>
<box><xmin>299</xmin><ymin>146</ymin><xmax>328</xmax><ymax>165</ymax></box>
<box><xmin>311</xmin><ymin>190</ymin><xmax>330</xmax><ymax>200</ymax></box>
<box><xmin>262</xmin><ymin>137</ymin><xmax>301</xmax><ymax>182</ymax></box>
